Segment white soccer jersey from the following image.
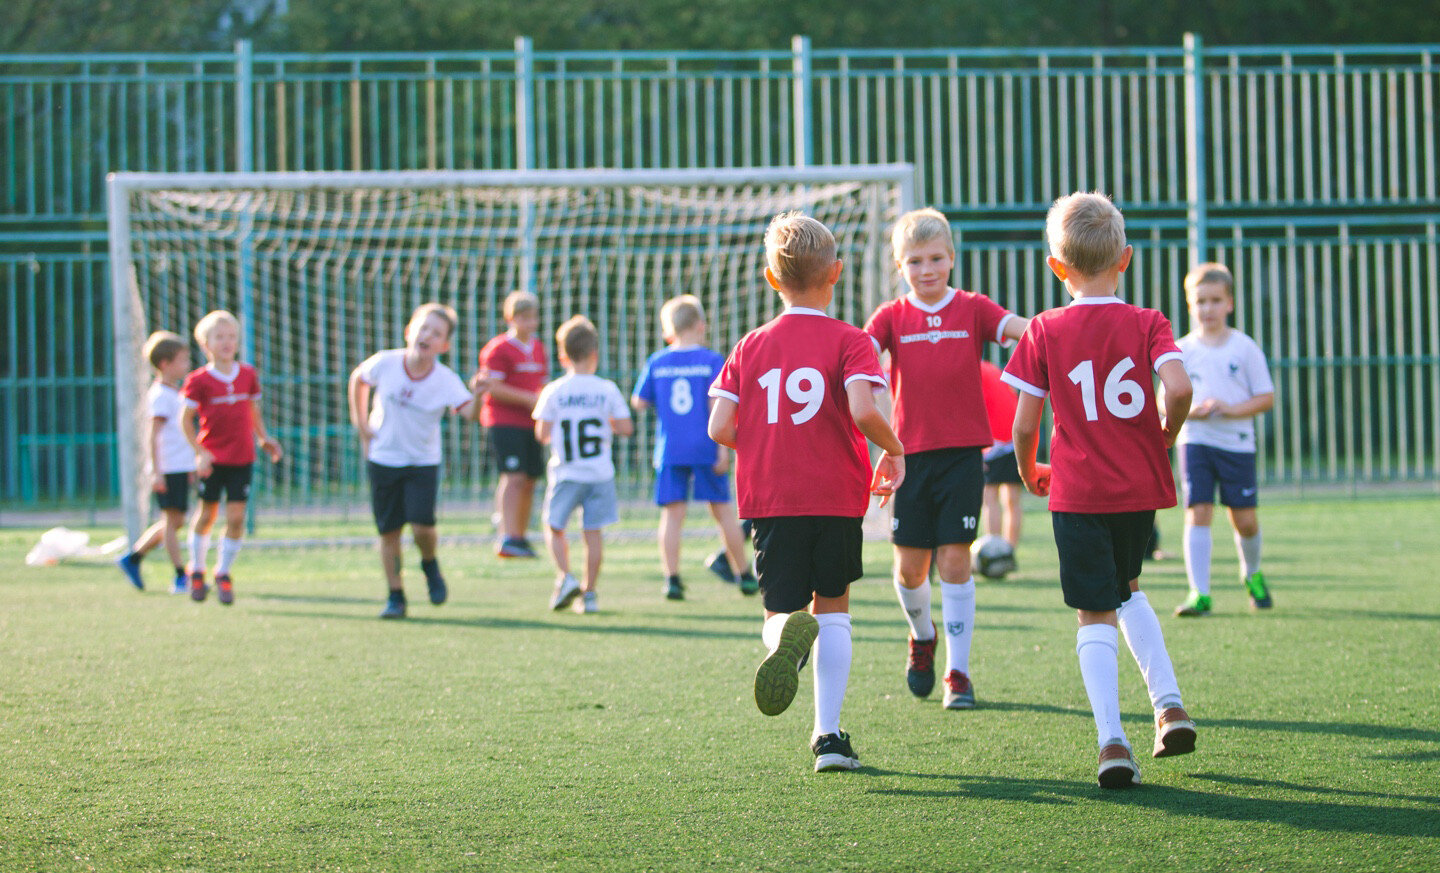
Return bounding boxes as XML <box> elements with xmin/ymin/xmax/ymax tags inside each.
<box><xmin>533</xmin><ymin>373</ymin><xmax>632</xmax><ymax>484</ymax></box>
<box><xmin>148</xmin><ymin>382</ymin><xmax>197</xmax><ymax>474</ymax></box>
<box><xmin>1177</xmin><ymin>329</ymin><xmax>1274</xmax><ymax>453</ymax></box>
<box><xmin>357</xmin><ymin>349</ymin><xmax>474</xmax><ymax>467</ymax></box>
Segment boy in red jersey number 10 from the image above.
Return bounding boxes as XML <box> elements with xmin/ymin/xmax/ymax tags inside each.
<box><xmin>708</xmin><ymin>212</ymin><xmax>904</xmax><ymax>774</ymax></box>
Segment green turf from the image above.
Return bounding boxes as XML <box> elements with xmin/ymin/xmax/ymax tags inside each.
<box><xmin>3</xmin><ymin>497</ymin><xmax>1438</xmax><ymax>871</ymax></box>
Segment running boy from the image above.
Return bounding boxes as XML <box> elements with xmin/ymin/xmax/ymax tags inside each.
<box><xmin>477</xmin><ymin>291</ymin><xmax>548</xmax><ymax>559</ymax></box>
<box><xmin>632</xmin><ymin>294</ymin><xmax>756</xmax><ymax>601</ymax></box>
<box><xmin>1003</xmin><ymin>191</ymin><xmax>1196</xmax><ymax>788</ymax></box>
<box><xmin>709</xmin><ymin>212</ymin><xmax>904</xmax><ymax>773</ymax></box>
<box><xmin>1169</xmin><ymin>263</ymin><xmax>1276</xmax><ymax>616</ymax></box>
<box><xmin>349</xmin><ymin>303</ymin><xmax>483</xmax><ymax>620</ymax></box>
<box><xmin>180</xmin><ymin>310</ymin><xmax>283</xmax><ymax>605</ymax></box>
<box><xmin>863</xmin><ymin>207</ymin><xmax>1028</xmax><ymax>708</ymax></box>
<box><xmin>533</xmin><ymin>315</ymin><xmax>633</xmax><ymax>614</ymax></box>
<box><xmin>116</xmin><ymin>331</ymin><xmax>197</xmax><ymax>595</ymax></box>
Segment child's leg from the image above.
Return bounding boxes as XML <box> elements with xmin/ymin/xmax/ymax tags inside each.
<box><xmin>547</xmin><ymin>525</ymin><xmax>570</xmax><ymax>577</ymax></box>
<box><xmin>892</xmin><ymin>545</ymin><xmax>935</xmax><ymax>641</ymax></box>
<box><xmin>811</xmin><ymin>591</ymin><xmax>852</xmax><ymax>740</ymax></box>
<box><xmin>161</xmin><ymin>509</ymin><xmax>186</xmax><ymax>570</ymax></box>
<box><xmin>708</xmin><ymin>501</ymin><xmax>750</xmax><ymax>577</ymax></box>
<box><xmin>982</xmin><ymin>484</ymin><xmax>1002</xmax><ymax>537</ymax></box>
<box><xmin>1000</xmin><ymin>484</ymin><xmax>1023</xmax><ymax>548</ymax></box>
<box><xmin>581</xmin><ymin>528</ymin><xmax>603</xmax><ymax>593</ymax></box>
<box><xmin>1183</xmin><ymin>504</ymin><xmax>1215</xmax><ymax>595</ymax></box>
<box><xmin>516</xmin><ymin>475</ymin><xmax>536</xmax><ymax>539</ymax></box>
<box><xmin>1117</xmin><ymin>586</ymin><xmax>1184</xmax><ymax>712</ymax></box>
<box><xmin>1076</xmin><ymin>611</ymin><xmax>1127</xmax><ymax>748</ymax></box>
<box><xmin>657</xmin><ymin>502</ymin><xmax>686</xmax><ymax>577</ymax></box>
<box><xmin>498</xmin><ymin>473</ymin><xmax>530</xmax><ymax>540</ymax></box>
<box><xmin>215</xmin><ymin>500</ymin><xmax>247</xmax><ymax>576</ymax></box>
<box><xmin>378</xmin><ymin>528</ymin><xmax>405</xmax><ymax>592</ymax></box>
<box><xmin>935</xmin><ymin>543</ymin><xmax>976</xmax><ymax>677</ymax></box>
<box><xmin>1228</xmin><ymin>507</ymin><xmax>1262</xmax><ymax>577</ymax></box>
<box><xmin>412</xmin><ymin>523</ymin><xmax>438</xmax><ymax>561</ymax></box>
<box><xmin>190</xmin><ymin>501</ymin><xmax>219</xmax><ymax>571</ymax></box>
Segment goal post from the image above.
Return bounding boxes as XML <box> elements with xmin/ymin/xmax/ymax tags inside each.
<box><xmin>107</xmin><ymin>165</ymin><xmax>916</xmax><ymax>544</ymax></box>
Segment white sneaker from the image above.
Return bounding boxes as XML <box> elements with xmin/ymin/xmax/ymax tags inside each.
<box><xmin>549</xmin><ymin>574</ymin><xmax>581</xmax><ymax>611</ymax></box>
<box><xmin>575</xmin><ymin>590</ymin><xmax>598</xmax><ymax>614</ymax></box>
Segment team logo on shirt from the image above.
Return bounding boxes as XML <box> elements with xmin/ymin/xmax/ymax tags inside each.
<box><xmin>899</xmin><ymin>328</ymin><xmax>970</xmax><ymax>345</ymax></box>
<box><xmin>1228</xmin><ymin>360</ymin><xmax>1241</xmax><ymax>376</ymax></box>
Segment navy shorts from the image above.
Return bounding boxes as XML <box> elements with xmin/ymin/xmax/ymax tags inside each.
<box><xmin>891</xmin><ymin>447</ymin><xmax>984</xmax><ymax>548</ymax></box>
<box><xmin>368</xmin><ymin>462</ymin><xmax>440</xmax><ymax>533</ymax></box>
<box><xmin>488</xmin><ymin>425</ymin><xmax>546</xmax><ymax>479</ymax></box>
<box><xmin>154</xmin><ymin>472</ymin><xmax>192</xmax><ymax>513</ymax></box>
<box><xmin>751</xmin><ymin>516</ymin><xmax>864</xmax><ymax>614</ymax></box>
<box><xmin>1180</xmin><ymin>443</ymin><xmax>1259</xmax><ymax>509</ymax></box>
<box><xmin>197</xmin><ymin>463</ymin><xmax>252</xmax><ymax>504</ymax></box>
<box><xmin>1051</xmin><ymin>510</ymin><xmax>1154</xmax><ymax>612</ymax></box>
<box><xmin>982</xmin><ymin>445</ymin><xmax>1023</xmax><ymax>486</ymax></box>
<box><xmin>653</xmin><ymin>464</ymin><xmax>731</xmax><ymax>506</ymax></box>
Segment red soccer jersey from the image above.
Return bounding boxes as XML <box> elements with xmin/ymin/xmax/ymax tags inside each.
<box><xmin>979</xmin><ymin>360</ymin><xmax>1019</xmax><ymax>445</ymax></box>
<box><xmin>478</xmin><ymin>333</ymin><xmax>549</xmax><ymax>428</ymax></box>
<box><xmin>864</xmin><ymin>289</ymin><xmax>1016</xmax><ymax>453</ymax></box>
<box><xmin>710</xmin><ymin>308</ymin><xmax>887</xmax><ymax>519</ymax></box>
<box><xmin>181</xmin><ymin>363</ymin><xmax>261</xmax><ymax>465</ymax></box>
<box><xmin>1001</xmin><ymin>297</ymin><xmax>1183</xmax><ymax>514</ymax></box>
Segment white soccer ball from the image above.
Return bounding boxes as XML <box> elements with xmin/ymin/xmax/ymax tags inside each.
<box><xmin>971</xmin><ymin>534</ymin><xmax>1017</xmax><ymax>580</ymax></box>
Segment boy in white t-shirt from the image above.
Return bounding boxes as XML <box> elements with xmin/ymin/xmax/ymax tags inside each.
<box><xmin>117</xmin><ymin>331</ymin><xmax>198</xmax><ymax>594</ymax></box>
<box><xmin>533</xmin><ymin>316</ymin><xmax>634</xmax><ymax>614</ymax></box>
<box><xmin>349</xmin><ymin>303</ymin><xmax>483</xmax><ymax>619</ymax></box>
<box><xmin>1167</xmin><ymin>263</ymin><xmax>1276</xmax><ymax>616</ymax></box>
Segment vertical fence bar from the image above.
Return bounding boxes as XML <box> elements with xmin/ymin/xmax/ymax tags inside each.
<box><xmin>1183</xmin><ymin>33</ymin><xmax>1207</xmax><ymax>266</ymax></box>
<box><xmin>235</xmin><ymin>40</ymin><xmax>253</xmax><ymax>173</ymax></box>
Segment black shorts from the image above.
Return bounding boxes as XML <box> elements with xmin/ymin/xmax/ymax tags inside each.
<box><xmin>891</xmin><ymin>447</ymin><xmax>984</xmax><ymax>548</ymax></box>
<box><xmin>751</xmin><ymin>516</ymin><xmax>864</xmax><ymax>614</ymax></box>
<box><xmin>153</xmin><ymin>472</ymin><xmax>192</xmax><ymax>513</ymax></box>
<box><xmin>488</xmin><ymin>425</ymin><xmax>546</xmax><ymax>479</ymax></box>
<box><xmin>1051</xmin><ymin>510</ymin><xmax>1155</xmax><ymax>612</ymax></box>
<box><xmin>368</xmin><ymin>462</ymin><xmax>440</xmax><ymax>533</ymax></box>
<box><xmin>197</xmin><ymin>463</ymin><xmax>253</xmax><ymax>504</ymax></box>
<box><xmin>982</xmin><ymin>446</ymin><xmax>1023</xmax><ymax>486</ymax></box>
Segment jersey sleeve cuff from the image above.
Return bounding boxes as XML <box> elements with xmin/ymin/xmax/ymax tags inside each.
<box><xmin>995</xmin><ymin>314</ymin><xmax>1019</xmax><ymax>348</ymax></box>
<box><xmin>844</xmin><ymin>373</ymin><xmax>888</xmax><ymax>389</ymax></box>
<box><xmin>708</xmin><ymin>387</ymin><xmax>740</xmax><ymax>404</ymax></box>
<box><xmin>1153</xmin><ymin>351</ymin><xmax>1184</xmax><ymax>371</ymax></box>
<box><xmin>1000</xmin><ymin>371</ymin><xmax>1046</xmax><ymax>398</ymax></box>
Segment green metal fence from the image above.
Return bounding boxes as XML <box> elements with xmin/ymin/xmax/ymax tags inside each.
<box><xmin>2</xmin><ymin>37</ymin><xmax>1438</xmax><ymax>515</ymax></box>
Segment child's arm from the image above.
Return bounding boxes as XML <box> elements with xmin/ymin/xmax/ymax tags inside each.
<box><xmin>1001</xmin><ymin>315</ymin><xmax>1031</xmax><ymax>343</ymax></box>
<box><xmin>707</xmin><ymin>397</ymin><xmax>738</xmax><ymax>449</ymax></box>
<box><xmin>846</xmin><ymin>381</ymin><xmax>905</xmax><ymax>505</ymax></box>
<box><xmin>149</xmin><ymin>416</ymin><xmax>167</xmax><ymax>493</ymax></box>
<box><xmin>181</xmin><ymin>406</ymin><xmax>213</xmax><ymax>479</ymax></box>
<box><xmin>251</xmin><ymin>399</ymin><xmax>283</xmax><ymax>462</ymax></box>
<box><xmin>347</xmin><ymin>366</ymin><xmax>376</xmax><ymax>455</ymax></box>
<box><xmin>1194</xmin><ymin>391</ymin><xmax>1274</xmax><ymax>420</ymax></box>
<box><xmin>610</xmin><ymin>416</ymin><xmax>635</xmax><ymax>438</ymax></box>
<box><xmin>488</xmin><ymin>381</ymin><xmax>540</xmax><ymax>413</ymax></box>
<box><xmin>1157</xmin><ymin>359</ymin><xmax>1193</xmax><ymax>447</ymax></box>
<box><xmin>534</xmin><ymin>419</ymin><xmax>553</xmax><ymax>445</ymax></box>
<box><xmin>1012</xmin><ymin>392</ymin><xmax>1051</xmax><ymax>497</ymax></box>
<box><xmin>630</xmin><ymin>395</ymin><xmax>652</xmax><ymax>411</ymax></box>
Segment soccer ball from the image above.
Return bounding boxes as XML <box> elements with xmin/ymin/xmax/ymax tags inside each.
<box><xmin>971</xmin><ymin>534</ymin><xmax>1017</xmax><ymax>580</ymax></box>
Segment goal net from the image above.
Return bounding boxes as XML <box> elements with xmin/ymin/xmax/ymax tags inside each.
<box><xmin>108</xmin><ymin>166</ymin><xmax>914</xmax><ymax>543</ymax></box>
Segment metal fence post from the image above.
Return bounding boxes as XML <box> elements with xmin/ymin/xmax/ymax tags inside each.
<box><xmin>235</xmin><ymin>39</ymin><xmax>254</xmax><ymax>173</ymax></box>
<box><xmin>1183</xmin><ymin>32</ymin><xmax>1207</xmax><ymax>266</ymax></box>
<box><xmin>515</xmin><ymin>37</ymin><xmax>537</xmax><ymax>294</ymax></box>
<box><xmin>792</xmin><ymin>35</ymin><xmax>813</xmax><ymax>168</ymax></box>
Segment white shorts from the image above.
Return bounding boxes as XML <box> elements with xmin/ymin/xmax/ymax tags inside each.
<box><xmin>546</xmin><ymin>478</ymin><xmax>620</xmax><ymax>531</ymax></box>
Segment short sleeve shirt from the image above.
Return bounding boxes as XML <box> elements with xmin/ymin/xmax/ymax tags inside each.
<box><xmin>181</xmin><ymin>363</ymin><xmax>262</xmax><ymax>466</ymax></box>
<box><xmin>1001</xmin><ymin>297</ymin><xmax>1183</xmax><ymax>514</ymax></box>
<box><xmin>148</xmin><ymin>382</ymin><xmax>197</xmax><ymax>474</ymax></box>
<box><xmin>357</xmin><ymin>349</ymin><xmax>474</xmax><ymax>467</ymax></box>
<box><xmin>864</xmin><ymin>289</ymin><xmax>1017</xmax><ymax>453</ymax></box>
<box><xmin>979</xmin><ymin>360</ymin><xmax>1019</xmax><ymax>447</ymax></box>
<box><xmin>632</xmin><ymin>344</ymin><xmax>726</xmax><ymax>468</ymax></box>
<box><xmin>1177</xmin><ymin>329</ymin><xmax>1274</xmax><ymax>453</ymax></box>
<box><xmin>478</xmin><ymin>333</ymin><xmax>549</xmax><ymax>428</ymax></box>
<box><xmin>710</xmin><ymin>308</ymin><xmax>887</xmax><ymax>519</ymax></box>
<box><xmin>533</xmin><ymin>373</ymin><xmax>632</xmax><ymax>484</ymax></box>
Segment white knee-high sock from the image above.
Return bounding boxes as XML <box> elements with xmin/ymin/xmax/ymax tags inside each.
<box><xmin>1235</xmin><ymin>530</ymin><xmax>1262</xmax><ymax>578</ymax></box>
<box><xmin>1117</xmin><ymin>591</ymin><xmax>1184</xmax><ymax>713</ymax></box>
<box><xmin>894</xmin><ymin>577</ymin><xmax>934</xmax><ymax>641</ymax></box>
<box><xmin>1183</xmin><ymin>523</ymin><xmax>1212</xmax><ymax>595</ymax></box>
<box><xmin>761</xmin><ymin>613</ymin><xmax>788</xmax><ymax>651</ymax></box>
<box><xmin>215</xmin><ymin>537</ymin><xmax>243</xmax><ymax>575</ymax></box>
<box><xmin>941</xmin><ymin>578</ymin><xmax>976</xmax><ymax>675</ymax></box>
<box><xmin>1076</xmin><ymin>624</ymin><xmax>1126</xmax><ymax>749</ymax></box>
<box><xmin>812</xmin><ymin>613</ymin><xmax>852</xmax><ymax>739</ymax></box>
<box><xmin>189</xmin><ymin>532</ymin><xmax>211</xmax><ymax>572</ymax></box>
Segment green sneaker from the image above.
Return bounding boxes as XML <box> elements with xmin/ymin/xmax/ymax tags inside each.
<box><xmin>1244</xmin><ymin>570</ymin><xmax>1273</xmax><ymax>609</ymax></box>
<box><xmin>1173</xmin><ymin>591</ymin><xmax>1212</xmax><ymax>617</ymax></box>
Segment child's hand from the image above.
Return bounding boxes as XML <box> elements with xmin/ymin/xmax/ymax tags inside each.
<box><xmin>260</xmin><ymin>436</ymin><xmax>283</xmax><ymax>463</ymax></box>
<box><xmin>469</xmin><ymin>374</ymin><xmax>492</xmax><ymax>395</ymax></box>
<box><xmin>1192</xmin><ymin>398</ymin><xmax>1221</xmax><ymax>418</ymax></box>
<box><xmin>1023</xmin><ymin>462</ymin><xmax>1051</xmax><ymax>497</ymax></box>
<box><xmin>712</xmin><ymin>452</ymin><xmax>731</xmax><ymax>475</ymax></box>
<box><xmin>196</xmin><ymin>449</ymin><xmax>214</xmax><ymax>479</ymax></box>
<box><xmin>870</xmin><ymin>453</ymin><xmax>905</xmax><ymax>507</ymax></box>
<box><xmin>152</xmin><ymin>473</ymin><xmax>167</xmax><ymax>493</ymax></box>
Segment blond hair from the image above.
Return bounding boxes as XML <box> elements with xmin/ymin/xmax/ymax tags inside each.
<box><xmin>1184</xmin><ymin>262</ymin><xmax>1235</xmax><ymax>298</ymax></box>
<box><xmin>142</xmin><ymin>331</ymin><xmax>187</xmax><ymax>370</ymax></box>
<box><xmin>891</xmin><ymin>207</ymin><xmax>954</xmax><ymax>262</ymax></box>
<box><xmin>407</xmin><ymin>301</ymin><xmax>457</xmax><ymax>340</ymax></box>
<box><xmin>556</xmin><ymin>314</ymin><xmax>599</xmax><ymax>362</ymax></box>
<box><xmin>660</xmin><ymin>294</ymin><xmax>705</xmax><ymax>339</ymax></box>
<box><xmin>503</xmin><ymin>290</ymin><xmax>539</xmax><ymax>320</ymax></box>
<box><xmin>1045</xmin><ymin>192</ymin><xmax>1127</xmax><ymax>277</ymax></box>
<box><xmin>192</xmin><ymin>310</ymin><xmax>239</xmax><ymax>350</ymax></box>
<box><xmin>764</xmin><ymin>211</ymin><xmax>837</xmax><ymax>290</ymax></box>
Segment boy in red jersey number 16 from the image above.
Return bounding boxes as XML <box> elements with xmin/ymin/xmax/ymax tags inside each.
<box><xmin>1003</xmin><ymin>192</ymin><xmax>1196</xmax><ymax>789</ymax></box>
<box><xmin>708</xmin><ymin>212</ymin><xmax>904</xmax><ymax>774</ymax></box>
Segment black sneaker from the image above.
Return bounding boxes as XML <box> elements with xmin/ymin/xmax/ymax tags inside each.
<box><xmin>705</xmin><ymin>549</ymin><xmax>736</xmax><ymax>584</ymax></box>
<box><xmin>811</xmin><ymin>731</ymin><xmax>861</xmax><ymax>772</ymax></box>
<box><xmin>422</xmin><ymin>561</ymin><xmax>447</xmax><ymax>605</ymax></box>
<box><xmin>379</xmin><ymin>593</ymin><xmax>407</xmax><ymax>620</ymax></box>
<box><xmin>665</xmin><ymin>575</ymin><xmax>685</xmax><ymax>601</ymax></box>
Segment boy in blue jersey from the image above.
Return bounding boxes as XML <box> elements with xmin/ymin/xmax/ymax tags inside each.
<box><xmin>632</xmin><ymin>295</ymin><xmax>757</xmax><ymax>600</ymax></box>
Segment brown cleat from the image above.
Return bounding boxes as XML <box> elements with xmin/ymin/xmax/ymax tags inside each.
<box><xmin>1098</xmin><ymin>742</ymin><xmax>1141</xmax><ymax>788</ymax></box>
<box><xmin>1153</xmin><ymin>706</ymin><xmax>1197</xmax><ymax>758</ymax></box>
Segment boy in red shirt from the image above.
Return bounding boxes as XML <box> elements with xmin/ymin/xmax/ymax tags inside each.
<box><xmin>1004</xmin><ymin>192</ymin><xmax>1196</xmax><ymax>788</ymax></box>
<box><xmin>180</xmin><ymin>310</ymin><xmax>283</xmax><ymax>604</ymax></box>
<box><xmin>475</xmin><ymin>291</ymin><xmax>548</xmax><ymax>558</ymax></box>
<box><xmin>864</xmin><ymin>207</ymin><xmax>1029</xmax><ymax>709</ymax></box>
<box><xmin>709</xmin><ymin>212</ymin><xmax>904</xmax><ymax>773</ymax></box>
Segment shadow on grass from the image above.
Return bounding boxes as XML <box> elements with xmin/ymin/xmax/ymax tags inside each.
<box><xmin>256</xmin><ymin>607</ymin><xmax>757</xmax><ymax>640</ymax></box>
<box><xmin>251</xmin><ymin>592</ymin><xmax>380</xmax><ymax>606</ymax></box>
<box><xmin>865</xmin><ymin>772</ymin><xmax>1440</xmax><ymax>836</ymax></box>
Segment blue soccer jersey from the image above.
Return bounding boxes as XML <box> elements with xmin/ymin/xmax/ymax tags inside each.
<box><xmin>633</xmin><ymin>344</ymin><xmax>726</xmax><ymax>468</ymax></box>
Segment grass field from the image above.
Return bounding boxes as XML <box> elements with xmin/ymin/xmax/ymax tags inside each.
<box><xmin>3</xmin><ymin>496</ymin><xmax>1439</xmax><ymax>871</ymax></box>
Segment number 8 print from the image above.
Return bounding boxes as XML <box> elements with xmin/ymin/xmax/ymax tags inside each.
<box><xmin>757</xmin><ymin>366</ymin><xmax>826</xmax><ymax>425</ymax></box>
